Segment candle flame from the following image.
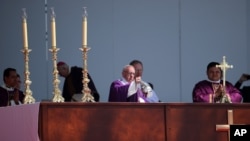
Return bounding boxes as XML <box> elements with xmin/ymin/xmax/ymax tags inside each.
<box><xmin>51</xmin><ymin>7</ymin><xmax>56</xmax><ymax>19</ymax></box>
<box><xmin>83</xmin><ymin>7</ymin><xmax>88</xmax><ymax>17</ymax></box>
<box><xmin>22</xmin><ymin>8</ymin><xmax>27</xmax><ymax>19</ymax></box>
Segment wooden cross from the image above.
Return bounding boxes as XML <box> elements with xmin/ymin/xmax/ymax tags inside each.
<box><xmin>216</xmin><ymin>56</ymin><xmax>233</xmax><ymax>87</ymax></box>
<box><xmin>216</xmin><ymin>109</ymin><xmax>233</xmax><ymax>141</ymax></box>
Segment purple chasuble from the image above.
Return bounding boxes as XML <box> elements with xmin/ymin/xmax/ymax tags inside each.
<box><xmin>108</xmin><ymin>80</ymin><xmax>148</xmax><ymax>102</ymax></box>
<box><xmin>192</xmin><ymin>80</ymin><xmax>242</xmax><ymax>103</ymax></box>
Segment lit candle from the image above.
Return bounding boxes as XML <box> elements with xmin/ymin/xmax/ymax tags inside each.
<box><xmin>22</xmin><ymin>8</ymin><xmax>28</xmax><ymax>49</ymax></box>
<box><xmin>51</xmin><ymin>8</ymin><xmax>56</xmax><ymax>49</ymax></box>
<box><xmin>82</xmin><ymin>7</ymin><xmax>88</xmax><ymax>47</ymax></box>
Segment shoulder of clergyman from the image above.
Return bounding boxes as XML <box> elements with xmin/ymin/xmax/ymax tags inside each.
<box><xmin>0</xmin><ymin>86</ymin><xmax>8</xmax><ymax>97</ymax></box>
<box><xmin>195</xmin><ymin>80</ymin><xmax>209</xmax><ymax>86</ymax></box>
<box><xmin>112</xmin><ymin>79</ymin><xmax>125</xmax><ymax>86</ymax></box>
<box><xmin>225</xmin><ymin>81</ymin><xmax>234</xmax><ymax>86</ymax></box>
<box><xmin>0</xmin><ymin>86</ymin><xmax>5</xmax><ymax>92</ymax></box>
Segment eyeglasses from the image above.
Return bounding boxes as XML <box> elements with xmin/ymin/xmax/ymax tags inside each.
<box><xmin>126</xmin><ymin>72</ymin><xmax>135</xmax><ymax>75</ymax></box>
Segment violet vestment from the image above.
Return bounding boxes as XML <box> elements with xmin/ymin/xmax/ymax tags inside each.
<box><xmin>193</xmin><ymin>80</ymin><xmax>242</xmax><ymax>103</ymax></box>
<box><xmin>108</xmin><ymin>79</ymin><xmax>148</xmax><ymax>102</ymax></box>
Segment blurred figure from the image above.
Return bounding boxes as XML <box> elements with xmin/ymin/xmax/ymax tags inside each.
<box><xmin>57</xmin><ymin>61</ymin><xmax>100</xmax><ymax>102</ymax></box>
<box><xmin>15</xmin><ymin>74</ymin><xmax>22</xmax><ymax>90</ymax></box>
<box><xmin>235</xmin><ymin>74</ymin><xmax>250</xmax><ymax>102</ymax></box>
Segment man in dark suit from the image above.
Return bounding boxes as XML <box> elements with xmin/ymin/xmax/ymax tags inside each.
<box><xmin>57</xmin><ymin>61</ymin><xmax>100</xmax><ymax>102</ymax></box>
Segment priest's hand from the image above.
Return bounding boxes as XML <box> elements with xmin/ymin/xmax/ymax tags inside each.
<box><xmin>13</xmin><ymin>89</ymin><xmax>20</xmax><ymax>105</ymax></box>
<box><xmin>214</xmin><ymin>84</ymin><xmax>224</xmax><ymax>98</ymax></box>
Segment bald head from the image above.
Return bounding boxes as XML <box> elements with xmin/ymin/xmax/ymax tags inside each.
<box><xmin>122</xmin><ymin>65</ymin><xmax>135</xmax><ymax>82</ymax></box>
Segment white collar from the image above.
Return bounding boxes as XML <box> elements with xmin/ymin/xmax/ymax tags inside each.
<box><xmin>207</xmin><ymin>79</ymin><xmax>221</xmax><ymax>84</ymax></box>
<box><xmin>1</xmin><ymin>84</ymin><xmax>14</xmax><ymax>91</ymax></box>
<box><xmin>120</xmin><ymin>78</ymin><xmax>129</xmax><ymax>85</ymax></box>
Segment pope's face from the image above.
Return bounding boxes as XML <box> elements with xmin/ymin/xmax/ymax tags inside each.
<box><xmin>123</xmin><ymin>66</ymin><xmax>135</xmax><ymax>83</ymax></box>
<box><xmin>207</xmin><ymin>66</ymin><xmax>222</xmax><ymax>81</ymax></box>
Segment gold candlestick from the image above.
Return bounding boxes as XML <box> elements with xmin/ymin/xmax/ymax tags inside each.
<box><xmin>50</xmin><ymin>8</ymin><xmax>64</xmax><ymax>102</ymax></box>
<box><xmin>21</xmin><ymin>8</ymin><xmax>35</xmax><ymax>104</ymax></box>
<box><xmin>80</xmin><ymin>7</ymin><xmax>95</xmax><ymax>102</ymax></box>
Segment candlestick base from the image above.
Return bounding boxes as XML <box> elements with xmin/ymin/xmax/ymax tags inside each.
<box><xmin>52</xmin><ymin>93</ymin><xmax>65</xmax><ymax>102</ymax></box>
<box><xmin>51</xmin><ymin>81</ymin><xmax>64</xmax><ymax>103</ymax></box>
<box><xmin>81</xmin><ymin>89</ymin><xmax>95</xmax><ymax>102</ymax></box>
<box><xmin>24</xmin><ymin>91</ymin><xmax>36</xmax><ymax>104</ymax></box>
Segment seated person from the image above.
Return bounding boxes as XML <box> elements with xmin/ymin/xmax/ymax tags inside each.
<box><xmin>0</xmin><ymin>68</ymin><xmax>25</xmax><ymax>107</ymax></box>
<box><xmin>108</xmin><ymin>65</ymin><xmax>148</xmax><ymax>102</ymax></box>
<box><xmin>192</xmin><ymin>62</ymin><xmax>242</xmax><ymax>103</ymax></box>
<box><xmin>57</xmin><ymin>61</ymin><xmax>100</xmax><ymax>102</ymax></box>
<box><xmin>235</xmin><ymin>74</ymin><xmax>250</xmax><ymax>102</ymax></box>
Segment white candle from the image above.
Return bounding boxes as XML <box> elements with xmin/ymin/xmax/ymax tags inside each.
<box><xmin>22</xmin><ymin>9</ymin><xmax>28</xmax><ymax>49</ymax></box>
<box><xmin>51</xmin><ymin>8</ymin><xmax>56</xmax><ymax>48</ymax></box>
<box><xmin>82</xmin><ymin>7</ymin><xmax>88</xmax><ymax>47</ymax></box>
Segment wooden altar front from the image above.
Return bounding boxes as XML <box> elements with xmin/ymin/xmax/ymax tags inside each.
<box><xmin>38</xmin><ymin>102</ymin><xmax>250</xmax><ymax>141</ymax></box>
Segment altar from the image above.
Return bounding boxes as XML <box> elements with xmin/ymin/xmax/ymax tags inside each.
<box><xmin>38</xmin><ymin>102</ymin><xmax>250</xmax><ymax>141</ymax></box>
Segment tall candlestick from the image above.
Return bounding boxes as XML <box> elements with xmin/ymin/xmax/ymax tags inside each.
<box><xmin>80</xmin><ymin>7</ymin><xmax>95</xmax><ymax>102</ymax></box>
<box><xmin>21</xmin><ymin>8</ymin><xmax>36</xmax><ymax>104</ymax></box>
<box><xmin>51</xmin><ymin>8</ymin><xmax>56</xmax><ymax>48</ymax></box>
<box><xmin>82</xmin><ymin>7</ymin><xmax>88</xmax><ymax>47</ymax></box>
<box><xmin>49</xmin><ymin>7</ymin><xmax>64</xmax><ymax>102</ymax></box>
<box><xmin>22</xmin><ymin>8</ymin><xmax>28</xmax><ymax>49</ymax></box>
